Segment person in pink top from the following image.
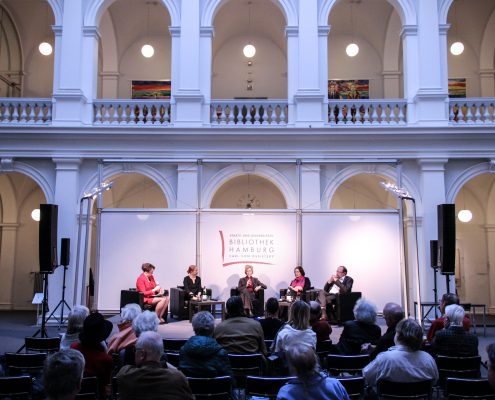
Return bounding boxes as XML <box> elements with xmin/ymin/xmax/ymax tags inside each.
<box><xmin>288</xmin><ymin>266</ymin><xmax>310</xmax><ymax>297</ymax></box>
<box><xmin>136</xmin><ymin>262</ymin><xmax>170</xmax><ymax>324</ymax></box>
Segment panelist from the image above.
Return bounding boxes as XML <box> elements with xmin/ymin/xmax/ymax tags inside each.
<box><xmin>136</xmin><ymin>262</ymin><xmax>170</xmax><ymax>324</ymax></box>
<box><xmin>288</xmin><ymin>266</ymin><xmax>311</xmax><ymax>298</ymax></box>
<box><xmin>317</xmin><ymin>265</ymin><xmax>353</xmax><ymax>321</ymax></box>
<box><xmin>183</xmin><ymin>265</ymin><xmax>202</xmax><ymax>300</ymax></box>
<box><xmin>238</xmin><ymin>265</ymin><xmax>267</xmax><ymax>317</ymax></box>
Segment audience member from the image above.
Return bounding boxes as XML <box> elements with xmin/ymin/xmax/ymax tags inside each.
<box><xmin>108</xmin><ymin>303</ymin><xmax>142</xmax><ymax>354</ymax></box>
<box><xmin>276</xmin><ymin>343</ymin><xmax>350</xmax><ymax>400</ymax></box>
<box><xmin>258</xmin><ymin>297</ymin><xmax>285</xmax><ymax>340</ymax></box>
<box><xmin>335</xmin><ymin>298</ymin><xmax>381</xmax><ymax>355</ymax></box>
<box><xmin>362</xmin><ymin>302</ymin><xmax>404</xmax><ymax>360</ymax></box>
<box><xmin>43</xmin><ymin>349</ymin><xmax>85</xmax><ymax>400</ymax></box>
<box><xmin>487</xmin><ymin>343</ymin><xmax>495</xmax><ymax>390</ymax></box>
<box><xmin>431</xmin><ymin>304</ymin><xmax>478</xmax><ymax>356</ymax></box>
<box><xmin>214</xmin><ymin>296</ymin><xmax>267</xmax><ymax>355</ymax></box>
<box><xmin>363</xmin><ymin>318</ymin><xmax>438</xmax><ymax>392</ymax></box>
<box><xmin>60</xmin><ymin>305</ymin><xmax>90</xmax><ymax>350</ymax></box>
<box><xmin>122</xmin><ymin>310</ymin><xmax>160</xmax><ymax>366</ymax></box>
<box><xmin>71</xmin><ymin>312</ymin><xmax>114</xmax><ymax>399</ymax></box>
<box><xmin>179</xmin><ymin>311</ymin><xmax>232</xmax><ymax>377</ymax></box>
<box><xmin>117</xmin><ymin>331</ymin><xmax>193</xmax><ymax>400</ymax></box>
<box><xmin>309</xmin><ymin>301</ymin><xmax>332</xmax><ymax>342</ymax></box>
<box><xmin>426</xmin><ymin>293</ymin><xmax>470</xmax><ymax>342</ymax></box>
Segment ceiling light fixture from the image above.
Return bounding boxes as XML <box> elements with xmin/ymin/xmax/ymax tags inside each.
<box><xmin>141</xmin><ymin>1</ymin><xmax>155</xmax><ymax>58</ymax></box>
<box><xmin>39</xmin><ymin>1</ymin><xmax>53</xmax><ymax>56</ymax></box>
<box><xmin>450</xmin><ymin>0</ymin><xmax>464</xmax><ymax>56</ymax></box>
<box><xmin>243</xmin><ymin>1</ymin><xmax>256</xmax><ymax>58</ymax></box>
<box><xmin>346</xmin><ymin>1</ymin><xmax>359</xmax><ymax>57</ymax></box>
<box><xmin>457</xmin><ymin>189</ymin><xmax>472</xmax><ymax>223</ymax></box>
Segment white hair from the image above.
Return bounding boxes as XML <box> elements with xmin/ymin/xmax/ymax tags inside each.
<box><xmin>132</xmin><ymin>310</ymin><xmax>159</xmax><ymax>336</ymax></box>
<box><xmin>121</xmin><ymin>303</ymin><xmax>142</xmax><ymax>322</ymax></box>
<box><xmin>445</xmin><ymin>304</ymin><xmax>465</xmax><ymax>326</ymax></box>
<box><xmin>353</xmin><ymin>298</ymin><xmax>377</xmax><ymax>324</ymax></box>
<box><xmin>136</xmin><ymin>331</ymin><xmax>163</xmax><ymax>361</ymax></box>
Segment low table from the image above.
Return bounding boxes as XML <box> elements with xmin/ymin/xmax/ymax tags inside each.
<box><xmin>189</xmin><ymin>299</ymin><xmax>226</xmax><ymax>322</ymax></box>
<box><xmin>278</xmin><ymin>300</ymin><xmax>293</xmax><ymax>322</ymax></box>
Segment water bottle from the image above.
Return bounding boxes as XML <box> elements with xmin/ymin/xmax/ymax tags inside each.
<box><xmin>286</xmin><ymin>289</ymin><xmax>292</xmax><ymax>302</ymax></box>
<box><xmin>202</xmin><ymin>286</ymin><xmax>208</xmax><ymax>301</ymax></box>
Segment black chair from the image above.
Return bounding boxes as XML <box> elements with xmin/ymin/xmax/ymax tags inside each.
<box><xmin>436</xmin><ymin>355</ymin><xmax>481</xmax><ymax>387</ymax></box>
<box><xmin>316</xmin><ymin>339</ymin><xmax>333</xmax><ymax>367</ymax></box>
<box><xmin>245</xmin><ymin>376</ymin><xmax>293</xmax><ymax>399</ymax></box>
<box><xmin>326</xmin><ymin>354</ymin><xmax>370</xmax><ymax>377</ymax></box>
<box><xmin>230</xmin><ymin>287</ymin><xmax>264</xmax><ymax>316</ymax></box>
<box><xmin>120</xmin><ymin>288</ymin><xmax>168</xmax><ymax>312</ymax></box>
<box><xmin>228</xmin><ymin>353</ymin><xmax>264</xmax><ymax>388</ymax></box>
<box><xmin>24</xmin><ymin>336</ymin><xmax>60</xmax><ymax>353</ymax></box>
<box><xmin>4</xmin><ymin>352</ymin><xmax>47</xmax><ymax>376</ymax></box>
<box><xmin>0</xmin><ymin>375</ymin><xmax>33</xmax><ymax>399</ymax></box>
<box><xmin>165</xmin><ymin>352</ymin><xmax>180</xmax><ymax>368</ymax></box>
<box><xmin>279</xmin><ymin>277</ymin><xmax>316</xmax><ymax>302</ymax></box>
<box><xmin>187</xmin><ymin>376</ymin><xmax>232</xmax><ymax>400</ymax></box>
<box><xmin>329</xmin><ymin>292</ymin><xmax>362</xmax><ymax>324</ymax></box>
<box><xmin>264</xmin><ymin>339</ymin><xmax>274</xmax><ymax>355</ymax></box>
<box><xmin>76</xmin><ymin>376</ymin><xmax>98</xmax><ymax>399</ymax></box>
<box><xmin>445</xmin><ymin>378</ymin><xmax>495</xmax><ymax>399</ymax></box>
<box><xmin>170</xmin><ymin>286</ymin><xmax>212</xmax><ymax>320</ymax></box>
<box><xmin>163</xmin><ymin>338</ymin><xmax>187</xmax><ymax>353</ymax></box>
<box><xmin>376</xmin><ymin>379</ymin><xmax>433</xmax><ymax>399</ymax></box>
<box><xmin>337</xmin><ymin>376</ymin><xmax>365</xmax><ymax>400</ymax></box>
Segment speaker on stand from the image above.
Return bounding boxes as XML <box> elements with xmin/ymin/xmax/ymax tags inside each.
<box><xmin>47</xmin><ymin>238</ymin><xmax>72</xmax><ymax>327</ymax></box>
<box><xmin>438</xmin><ymin>204</ymin><xmax>456</xmax><ymax>293</ymax></box>
<box><xmin>430</xmin><ymin>240</ymin><xmax>439</xmax><ymax>317</ymax></box>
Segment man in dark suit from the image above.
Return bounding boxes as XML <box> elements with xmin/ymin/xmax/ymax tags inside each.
<box><xmin>317</xmin><ymin>266</ymin><xmax>353</xmax><ymax>321</ymax></box>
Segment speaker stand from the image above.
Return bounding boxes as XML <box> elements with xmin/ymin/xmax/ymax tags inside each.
<box><xmin>445</xmin><ymin>273</ymin><xmax>452</xmax><ymax>294</ymax></box>
<box><xmin>47</xmin><ymin>264</ymin><xmax>72</xmax><ymax>329</ymax></box>
<box><xmin>432</xmin><ymin>266</ymin><xmax>439</xmax><ymax>318</ymax></box>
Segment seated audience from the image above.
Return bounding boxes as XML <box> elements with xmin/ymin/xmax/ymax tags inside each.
<box><xmin>43</xmin><ymin>349</ymin><xmax>85</xmax><ymax>400</ymax></box>
<box><xmin>117</xmin><ymin>331</ymin><xmax>193</xmax><ymax>400</ymax></box>
<box><xmin>179</xmin><ymin>311</ymin><xmax>232</xmax><ymax>377</ymax></box>
<box><xmin>487</xmin><ymin>343</ymin><xmax>495</xmax><ymax>390</ymax></box>
<box><xmin>309</xmin><ymin>301</ymin><xmax>332</xmax><ymax>342</ymax></box>
<box><xmin>362</xmin><ymin>302</ymin><xmax>404</xmax><ymax>360</ymax></box>
<box><xmin>258</xmin><ymin>297</ymin><xmax>285</xmax><ymax>340</ymax></box>
<box><xmin>108</xmin><ymin>303</ymin><xmax>142</xmax><ymax>354</ymax></box>
<box><xmin>60</xmin><ymin>305</ymin><xmax>90</xmax><ymax>350</ymax></box>
<box><xmin>214</xmin><ymin>296</ymin><xmax>267</xmax><ymax>355</ymax></box>
<box><xmin>276</xmin><ymin>343</ymin><xmax>350</xmax><ymax>400</ymax></box>
<box><xmin>335</xmin><ymin>298</ymin><xmax>381</xmax><ymax>355</ymax></box>
<box><xmin>238</xmin><ymin>264</ymin><xmax>267</xmax><ymax>317</ymax></box>
<box><xmin>71</xmin><ymin>312</ymin><xmax>114</xmax><ymax>399</ymax></box>
<box><xmin>431</xmin><ymin>304</ymin><xmax>478</xmax><ymax>356</ymax></box>
<box><xmin>363</xmin><ymin>318</ymin><xmax>438</xmax><ymax>392</ymax></box>
<box><xmin>122</xmin><ymin>310</ymin><xmax>160</xmax><ymax>366</ymax></box>
<box><xmin>426</xmin><ymin>292</ymin><xmax>470</xmax><ymax>342</ymax></box>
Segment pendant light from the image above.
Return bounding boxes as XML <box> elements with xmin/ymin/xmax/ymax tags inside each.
<box><xmin>457</xmin><ymin>189</ymin><xmax>472</xmax><ymax>223</ymax></box>
<box><xmin>39</xmin><ymin>1</ymin><xmax>53</xmax><ymax>56</ymax></box>
<box><xmin>450</xmin><ymin>0</ymin><xmax>464</xmax><ymax>56</ymax></box>
<box><xmin>141</xmin><ymin>1</ymin><xmax>155</xmax><ymax>58</ymax></box>
<box><xmin>243</xmin><ymin>1</ymin><xmax>256</xmax><ymax>58</ymax></box>
<box><xmin>346</xmin><ymin>0</ymin><xmax>359</xmax><ymax>57</ymax></box>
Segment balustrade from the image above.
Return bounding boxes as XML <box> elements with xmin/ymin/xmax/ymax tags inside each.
<box><xmin>327</xmin><ymin>100</ymin><xmax>407</xmax><ymax>125</ymax></box>
<box><xmin>449</xmin><ymin>99</ymin><xmax>495</xmax><ymax>124</ymax></box>
<box><xmin>210</xmin><ymin>100</ymin><xmax>288</xmax><ymax>125</ymax></box>
<box><xmin>0</xmin><ymin>99</ymin><xmax>52</xmax><ymax>124</ymax></box>
<box><xmin>93</xmin><ymin>100</ymin><xmax>171</xmax><ymax>125</ymax></box>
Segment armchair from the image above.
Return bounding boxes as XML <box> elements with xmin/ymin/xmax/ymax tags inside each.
<box><xmin>279</xmin><ymin>277</ymin><xmax>317</xmax><ymax>302</ymax></box>
<box><xmin>230</xmin><ymin>287</ymin><xmax>265</xmax><ymax>317</ymax></box>
<box><xmin>120</xmin><ymin>288</ymin><xmax>169</xmax><ymax>313</ymax></box>
<box><xmin>170</xmin><ymin>286</ymin><xmax>212</xmax><ymax>320</ymax></box>
<box><xmin>328</xmin><ymin>292</ymin><xmax>362</xmax><ymax>324</ymax></box>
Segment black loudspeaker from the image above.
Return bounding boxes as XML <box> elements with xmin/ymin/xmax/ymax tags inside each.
<box><xmin>60</xmin><ymin>238</ymin><xmax>70</xmax><ymax>266</ymax></box>
<box><xmin>437</xmin><ymin>204</ymin><xmax>456</xmax><ymax>275</ymax></box>
<box><xmin>430</xmin><ymin>240</ymin><xmax>439</xmax><ymax>268</ymax></box>
<box><xmin>39</xmin><ymin>204</ymin><xmax>58</xmax><ymax>273</ymax></box>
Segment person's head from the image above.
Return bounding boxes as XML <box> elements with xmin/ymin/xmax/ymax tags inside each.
<box><xmin>486</xmin><ymin>343</ymin><xmax>495</xmax><ymax>390</ymax></box>
<box><xmin>43</xmin><ymin>349</ymin><xmax>85</xmax><ymax>400</ymax></box>
<box><xmin>141</xmin><ymin>262</ymin><xmax>156</xmax><ymax>275</ymax></box>
<box><xmin>286</xmin><ymin>343</ymin><xmax>319</xmax><ymax>380</ymax></box>
<box><xmin>192</xmin><ymin>311</ymin><xmax>215</xmax><ymax>337</ymax></box>
<box><xmin>187</xmin><ymin>265</ymin><xmax>198</xmax><ymax>275</ymax></box>
<box><xmin>79</xmin><ymin>312</ymin><xmax>113</xmax><ymax>347</ymax></box>
<box><xmin>444</xmin><ymin>304</ymin><xmax>465</xmax><ymax>326</ymax></box>
<box><xmin>290</xmin><ymin>300</ymin><xmax>310</xmax><ymax>330</ymax></box>
<box><xmin>245</xmin><ymin>265</ymin><xmax>253</xmax><ymax>277</ymax></box>
<box><xmin>226</xmin><ymin>296</ymin><xmax>245</xmax><ymax>318</ymax></box>
<box><xmin>132</xmin><ymin>310</ymin><xmax>159</xmax><ymax>336</ymax></box>
<box><xmin>134</xmin><ymin>331</ymin><xmax>163</xmax><ymax>366</ymax></box>
<box><xmin>383</xmin><ymin>302</ymin><xmax>404</xmax><ymax>329</ymax></box>
<box><xmin>336</xmin><ymin>266</ymin><xmax>347</xmax><ymax>279</ymax></box>
<box><xmin>395</xmin><ymin>318</ymin><xmax>423</xmax><ymax>351</ymax></box>
<box><xmin>294</xmin><ymin>266</ymin><xmax>305</xmax><ymax>277</ymax></box>
<box><xmin>440</xmin><ymin>292</ymin><xmax>459</xmax><ymax>313</ymax></box>
<box><xmin>353</xmin><ymin>298</ymin><xmax>377</xmax><ymax>324</ymax></box>
<box><xmin>120</xmin><ymin>303</ymin><xmax>142</xmax><ymax>323</ymax></box>
<box><xmin>66</xmin><ymin>305</ymin><xmax>90</xmax><ymax>334</ymax></box>
<box><xmin>265</xmin><ymin>297</ymin><xmax>279</xmax><ymax>317</ymax></box>
<box><xmin>309</xmin><ymin>301</ymin><xmax>322</xmax><ymax>323</ymax></box>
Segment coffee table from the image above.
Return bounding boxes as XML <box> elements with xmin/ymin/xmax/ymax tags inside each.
<box><xmin>189</xmin><ymin>299</ymin><xmax>226</xmax><ymax>322</ymax></box>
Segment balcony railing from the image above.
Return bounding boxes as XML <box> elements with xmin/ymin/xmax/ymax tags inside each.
<box><xmin>0</xmin><ymin>99</ymin><xmax>52</xmax><ymax>124</ymax></box>
<box><xmin>211</xmin><ymin>100</ymin><xmax>288</xmax><ymax>125</ymax></box>
<box><xmin>93</xmin><ymin>100</ymin><xmax>171</xmax><ymax>125</ymax></box>
<box><xmin>327</xmin><ymin>99</ymin><xmax>407</xmax><ymax>125</ymax></box>
<box><xmin>449</xmin><ymin>98</ymin><xmax>495</xmax><ymax>124</ymax></box>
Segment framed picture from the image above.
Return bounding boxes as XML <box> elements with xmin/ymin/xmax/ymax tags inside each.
<box><xmin>131</xmin><ymin>80</ymin><xmax>171</xmax><ymax>99</ymax></box>
<box><xmin>448</xmin><ymin>78</ymin><xmax>466</xmax><ymax>98</ymax></box>
<box><xmin>328</xmin><ymin>79</ymin><xmax>369</xmax><ymax>100</ymax></box>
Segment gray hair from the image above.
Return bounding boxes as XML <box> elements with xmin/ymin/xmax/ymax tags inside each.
<box><xmin>192</xmin><ymin>311</ymin><xmax>215</xmax><ymax>336</ymax></box>
<box><xmin>396</xmin><ymin>318</ymin><xmax>423</xmax><ymax>351</ymax></box>
<box><xmin>286</xmin><ymin>343</ymin><xmax>319</xmax><ymax>380</ymax></box>
<box><xmin>132</xmin><ymin>310</ymin><xmax>159</xmax><ymax>336</ymax></box>
<box><xmin>136</xmin><ymin>331</ymin><xmax>163</xmax><ymax>362</ymax></box>
<box><xmin>445</xmin><ymin>304</ymin><xmax>465</xmax><ymax>326</ymax></box>
<box><xmin>121</xmin><ymin>303</ymin><xmax>142</xmax><ymax>323</ymax></box>
<box><xmin>353</xmin><ymin>298</ymin><xmax>377</xmax><ymax>324</ymax></box>
<box><xmin>67</xmin><ymin>305</ymin><xmax>90</xmax><ymax>334</ymax></box>
<box><xmin>383</xmin><ymin>302</ymin><xmax>404</xmax><ymax>326</ymax></box>
<box><xmin>43</xmin><ymin>349</ymin><xmax>85</xmax><ymax>399</ymax></box>
<box><xmin>290</xmin><ymin>300</ymin><xmax>310</xmax><ymax>330</ymax></box>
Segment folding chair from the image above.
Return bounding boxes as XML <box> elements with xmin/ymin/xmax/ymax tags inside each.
<box><xmin>337</xmin><ymin>376</ymin><xmax>365</xmax><ymax>400</ymax></box>
<box><xmin>436</xmin><ymin>355</ymin><xmax>481</xmax><ymax>387</ymax></box>
<box><xmin>228</xmin><ymin>353</ymin><xmax>264</xmax><ymax>388</ymax></box>
<box><xmin>76</xmin><ymin>376</ymin><xmax>98</xmax><ymax>399</ymax></box>
<box><xmin>0</xmin><ymin>375</ymin><xmax>33</xmax><ymax>399</ymax></box>
<box><xmin>326</xmin><ymin>354</ymin><xmax>370</xmax><ymax>377</ymax></box>
<box><xmin>163</xmin><ymin>338</ymin><xmax>187</xmax><ymax>353</ymax></box>
<box><xmin>245</xmin><ymin>376</ymin><xmax>293</xmax><ymax>399</ymax></box>
<box><xmin>4</xmin><ymin>352</ymin><xmax>47</xmax><ymax>376</ymax></box>
<box><xmin>24</xmin><ymin>336</ymin><xmax>61</xmax><ymax>353</ymax></box>
<box><xmin>316</xmin><ymin>339</ymin><xmax>333</xmax><ymax>367</ymax></box>
<box><xmin>187</xmin><ymin>376</ymin><xmax>232</xmax><ymax>400</ymax></box>
<box><xmin>376</xmin><ymin>379</ymin><xmax>433</xmax><ymax>399</ymax></box>
<box><xmin>445</xmin><ymin>378</ymin><xmax>495</xmax><ymax>399</ymax></box>
<box><xmin>165</xmin><ymin>352</ymin><xmax>180</xmax><ymax>368</ymax></box>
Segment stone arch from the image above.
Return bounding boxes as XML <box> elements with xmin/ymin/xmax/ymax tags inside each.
<box><xmin>6</xmin><ymin>162</ymin><xmax>54</xmax><ymax>204</ymax></box>
<box><xmin>0</xmin><ymin>175</ymin><xmax>18</xmax><ymax>223</ymax></box>
<box><xmin>438</xmin><ymin>0</ymin><xmax>454</xmax><ymax>25</ymax></box>
<box><xmin>446</xmin><ymin>161</ymin><xmax>495</xmax><ymax>203</ymax></box>
<box><xmin>321</xmin><ymin>164</ymin><xmax>421</xmax><ymax>215</ymax></box>
<box><xmin>85</xmin><ymin>0</ymin><xmax>179</xmax><ymax>27</ymax></box>
<box><xmin>202</xmin><ymin>165</ymin><xmax>297</xmax><ymax>209</ymax></box>
<box><xmin>202</xmin><ymin>0</ymin><xmax>295</xmax><ymax>27</ymax></box>
<box><xmin>480</xmin><ymin>8</ymin><xmax>495</xmax><ymax>71</ymax></box>
<box><xmin>82</xmin><ymin>164</ymin><xmax>176</xmax><ymax>208</ymax></box>
<box><xmin>46</xmin><ymin>0</ymin><xmax>63</xmax><ymax>26</ymax></box>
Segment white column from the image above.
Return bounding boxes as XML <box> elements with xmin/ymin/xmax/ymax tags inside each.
<box><xmin>383</xmin><ymin>71</ymin><xmax>401</xmax><ymax>98</ymax></box>
<box><xmin>169</xmin><ymin>26</ymin><xmax>180</xmax><ymax>123</ymax></box>
<box><xmin>177</xmin><ymin>164</ymin><xmax>199</xmax><ymax>209</ymax></box>
<box><xmin>300</xmin><ymin>164</ymin><xmax>321</xmax><ymax>210</ymax></box>
<box><xmin>286</xmin><ymin>26</ymin><xmax>298</xmax><ymax>126</ymax></box>
<box><xmin>200</xmin><ymin>27</ymin><xmax>214</xmax><ymax>125</ymax></box>
<box><xmin>100</xmin><ymin>71</ymin><xmax>119</xmax><ymax>99</ymax></box>
<box><xmin>318</xmin><ymin>26</ymin><xmax>330</xmax><ymax>123</ymax></box>
<box><xmin>0</xmin><ymin>223</ymin><xmax>18</xmax><ymax>309</ymax></box>
<box><xmin>80</xmin><ymin>27</ymin><xmax>101</xmax><ymax>124</ymax></box>
<box><xmin>480</xmin><ymin>70</ymin><xmax>495</xmax><ymax>97</ymax></box>
<box><xmin>485</xmin><ymin>225</ymin><xmax>495</xmax><ymax>314</ymax></box>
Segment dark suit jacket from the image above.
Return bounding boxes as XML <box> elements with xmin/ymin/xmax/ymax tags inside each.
<box><xmin>431</xmin><ymin>325</ymin><xmax>478</xmax><ymax>357</ymax></box>
<box><xmin>323</xmin><ymin>275</ymin><xmax>353</xmax><ymax>294</ymax></box>
<box><xmin>370</xmin><ymin>325</ymin><xmax>396</xmax><ymax>360</ymax></box>
<box><xmin>238</xmin><ymin>276</ymin><xmax>267</xmax><ymax>293</ymax></box>
<box><xmin>336</xmin><ymin>320</ymin><xmax>381</xmax><ymax>355</ymax></box>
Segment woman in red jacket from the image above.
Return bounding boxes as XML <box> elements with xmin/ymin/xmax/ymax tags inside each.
<box><xmin>136</xmin><ymin>262</ymin><xmax>170</xmax><ymax>324</ymax></box>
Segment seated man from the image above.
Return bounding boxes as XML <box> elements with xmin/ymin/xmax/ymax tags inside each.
<box><xmin>213</xmin><ymin>296</ymin><xmax>267</xmax><ymax>355</ymax></box>
<box><xmin>426</xmin><ymin>292</ymin><xmax>471</xmax><ymax>342</ymax></box>
<box><xmin>258</xmin><ymin>297</ymin><xmax>284</xmax><ymax>341</ymax></box>
<box><xmin>117</xmin><ymin>331</ymin><xmax>193</xmax><ymax>400</ymax></box>
<box><xmin>317</xmin><ymin>266</ymin><xmax>353</xmax><ymax>321</ymax></box>
<box><xmin>309</xmin><ymin>301</ymin><xmax>331</xmax><ymax>343</ymax></box>
<box><xmin>43</xmin><ymin>349</ymin><xmax>85</xmax><ymax>400</ymax></box>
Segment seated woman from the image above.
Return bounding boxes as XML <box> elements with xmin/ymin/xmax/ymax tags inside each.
<box><xmin>136</xmin><ymin>262</ymin><xmax>170</xmax><ymax>324</ymax></box>
<box><xmin>60</xmin><ymin>305</ymin><xmax>90</xmax><ymax>350</ymax></box>
<box><xmin>287</xmin><ymin>266</ymin><xmax>311</xmax><ymax>298</ymax></box>
<box><xmin>183</xmin><ymin>264</ymin><xmax>202</xmax><ymax>300</ymax></box>
<box><xmin>107</xmin><ymin>303</ymin><xmax>142</xmax><ymax>354</ymax></box>
<box><xmin>238</xmin><ymin>264</ymin><xmax>267</xmax><ymax>317</ymax></box>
